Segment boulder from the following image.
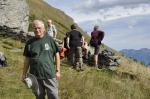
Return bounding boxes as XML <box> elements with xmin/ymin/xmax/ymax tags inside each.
<box><xmin>0</xmin><ymin>0</ymin><xmax>29</xmax><ymax>34</ymax></box>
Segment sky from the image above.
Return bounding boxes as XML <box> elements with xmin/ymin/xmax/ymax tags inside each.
<box><xmin>45</xmin><ymin>0</ymin><xmax>150</xmax><ymax>51</ymax></box>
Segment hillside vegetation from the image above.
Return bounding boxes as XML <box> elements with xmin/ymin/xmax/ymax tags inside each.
<box><xmin>1</xmin><ymin>0</ymin><xmax>150</xmax><ymax>99</ymax></box>
<box><xmin>26</xmin><ymin>0</ymin><xmax>90</xmax><ymax>40</ymax></box>
<box><xmin>1</xmin><ymin>36</ymin><xmax>150</xmax><ymax>99</ymax></box>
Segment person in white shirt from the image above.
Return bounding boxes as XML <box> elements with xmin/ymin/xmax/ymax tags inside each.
<box><xmin>47</xmin><ymin>19</ymin><xmax>57</xmax><ymax>38</ymax></box>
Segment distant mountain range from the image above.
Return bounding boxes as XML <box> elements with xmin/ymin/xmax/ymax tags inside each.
<box><xmin>120</xmin><ymin>48</ymin><xmax>150</xmax><ymax>66</ymax></box>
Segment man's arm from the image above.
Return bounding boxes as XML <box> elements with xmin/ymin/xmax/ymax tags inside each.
<box><xmin>81</xmin><ymin>36</ymin><xmax>85</xmax><ymax>47</ymax></box>
<box><xmin>102</xmin><ymin>32</ymin><xmax>105</xmax><ymax>41</ymax></box>
<box><xmin>99</xmin><ymin>31</ymin><xmax>105</xmax><ymax>41</ymax></box>
<box><xmin>53</xmin><ymin>25</ymin><xmax>57</xmax><ymax>38</ymax></box>
<box><xmin>21</xmin><ymin>57</ymin><xmax>30</xmax><ymax>82</ymax></box>
<box><xmin>55</xmin><ymin>52</ymin><xmax>60</xmax><ymax>80</ymax></box>
<box><xmin>67</xmin><ymin>36</ymin><xmax>70</xmax><ymax>49</ymax></box>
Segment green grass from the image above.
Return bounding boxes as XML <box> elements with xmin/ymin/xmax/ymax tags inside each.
<box><xmin>1</xmin><ymin>37</ymin><xmax>150</xmax><ymax>99</ymax></box>
<box><xmin>1</xmin><ymin>0</ymin><xmax>150</xmax><ymax>99</ymax></box>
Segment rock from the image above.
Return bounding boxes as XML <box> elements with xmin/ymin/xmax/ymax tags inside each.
<box><xmin>99</xmin><ymin>49</ymin><xmax>121</xmax><ymax>67</ymax></box>
<box><xmin>0</xmin><ymin>0</ymin><xmax>29</xmax><ymax>34</ymax></box>
<box><xmin>87</xmin><ymin>49</ymin><xmax>121</xmax><ymax>67</ymax></box>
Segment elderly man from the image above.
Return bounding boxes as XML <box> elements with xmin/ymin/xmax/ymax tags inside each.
<box><xmin>22</xmin><ymin>20</ymin><xmax>60</xmax><ymax>99</ymax></box>
<box><xmin>47</xmin><ymin>19</ymin><xmax>57</xmax><ymax>38</ymax></box>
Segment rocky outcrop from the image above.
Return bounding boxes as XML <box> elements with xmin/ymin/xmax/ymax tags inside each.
<box><xmin>0</xmin><ymin>0</ymin><xmax>29</xmax><ymax>35</ymax></box>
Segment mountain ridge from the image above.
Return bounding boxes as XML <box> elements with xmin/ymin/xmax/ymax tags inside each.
<box><xmin>120</xmin><ymin>48</ymin><xmax>150</xmax><ymax>65</ymax></box>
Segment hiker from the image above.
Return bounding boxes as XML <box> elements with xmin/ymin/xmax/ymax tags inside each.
<box><xmin>47</xmin><ymin>19</ymin><xmax>57</xmax><ymax>38</ymax></box>
<box><xmin>82</xmin><ymin>41</ymin><xmax>89</xmax><ymax>61</ymax></box>
<box><xmin>90</xmin><ymin>25</ymin><xmax>105</xmax><ymax>68</ymax></box>
<box><xmin>63</xmin><ymin>32</ymin><xmax>70</xmax><ymax>57</ymax></box>
<box><xmin>22</xmin><ymin>20</ymin><xmax>60</xmax><ymax>99</ymax></box>
<box><xmin>0</xmin><ymin>52</ymin><xmax>7</xmax><ymax>67</ymax></box>
<box><xmin>58</xmin><ymin>41</ymin><xmax>67</xmax><ymax>59</ymax></box>
<box><xmin>67</xmin><ymin>24</ymin><xmax>84</xmax><ymax>71</ymax></box>
<box><xmin>59</xmin><ymin>47</ymin><xmax>67</xmax><ymax>59</ymax></box>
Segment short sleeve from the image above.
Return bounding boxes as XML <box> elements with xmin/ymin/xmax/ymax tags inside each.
<box><xmin>91</xmin><ymin>32</ymin><xmax>93</xmax><ymax>37</ymax></box>
<box><xmin>79</xmin><ymin>32</ymin><xmax>82</xmax><ymax>38</ymax></box>
<box><xmin>23</xmin><ymin>43</ymin><xmax>30</xmax><ymax>57</ymax></box>
<box><xmin>99</xmin><ymin>31</ymin><xmax>105</xmax><ymax>41</ymax></box>
<box><xmin>50</xmin><ymin>38</ymin><xmax>60</xmax><ymax>54</ymax></box>
<box><xmin>67</xmin><ymin>32</ymin><xmax>70</xmax><ymax>38</ymax></box>
<box><xmin>53</xmin><ymin>25</ymin><xmax>57</xmax><ymax>33</ymax></box>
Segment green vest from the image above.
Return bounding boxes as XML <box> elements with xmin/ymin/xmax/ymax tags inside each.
<box><xmin>23</xmin><ymin>34</ymin><xmax>59</xmax><ymax>79</ymax></box>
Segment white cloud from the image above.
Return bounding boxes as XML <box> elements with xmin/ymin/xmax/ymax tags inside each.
<box><xmin>73</xmin><ymin>0</ymin><xmax>150</xmax><ymax>22</ymax></box>
<box><xmin>76</xmin><ymin>0</ymin><xmax>150</xmax><ymax>10</ymax></box>
<box><xmin>45</xmin><ymin>0</ymin><xmax>150</xmax><ymax>22</ymax></box>
<box><xmin>47</xmin><ymin>0</ymin><xmax>150</xmax><ymax>25</ymax></box>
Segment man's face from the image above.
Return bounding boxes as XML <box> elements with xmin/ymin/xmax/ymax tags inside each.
<box><xmin>33</xmin><ymin>23</ymin><xmax>45</xmax><ymax>38</ymax></box>
<box><xmin>97</xmin><ymin>27</ymin><xmax>100</xmax><ymax>31</ymax></box>
<box><xmin>48</xmin><ymin>20</ymin><xmax>52</xmax><ymax>26</ymax></box>
<box><xmin>96</xmin><ymin>26</ymin><xmax>100</xmax><ymax>31</ymax></box>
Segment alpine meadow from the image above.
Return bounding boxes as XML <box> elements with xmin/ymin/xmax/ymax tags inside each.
<box><xmin>0</xmin><ymin>0</ymin><xmax>150</xmax><ymax>99</ymax></box>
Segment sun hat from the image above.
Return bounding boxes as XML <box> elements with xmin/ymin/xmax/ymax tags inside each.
<box><xmin>24</xmin><ymin>73</ymin><xmax>40</xmax><ymax>95</ymax></box>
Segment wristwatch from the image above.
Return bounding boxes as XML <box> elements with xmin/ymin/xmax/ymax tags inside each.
<box><xmin>56</xmin><ymin>70</ymin><xmax>59</xmax><ymax>72</ymax></box>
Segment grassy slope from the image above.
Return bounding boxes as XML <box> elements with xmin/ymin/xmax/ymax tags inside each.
<box><xmin>1</xmin><ymin>0</ymin><xmax>150</xmax><ymax>99</ymax></box>
<box><xmin>26</xmin><ymin>0</ymin><xmax>90</xmax><ymax>40</ymax></box>
<box><xmin>1</xmin><ymin>37</ymin><xmax>150</xmax><ymax>99</ymax></box>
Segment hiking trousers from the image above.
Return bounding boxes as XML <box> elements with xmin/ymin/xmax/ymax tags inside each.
<box><xmin>35</xmin><ymin>78</ymin><xmax>59</xmax><ymax>99</ymax></box>
<box><xmin>75</xmin><ymin>47</ymin><xmax>83</xmax><ymax>69</ymax></box>
<box><xmin>69</xmin><ymin>46</ymin><xmax>83</xmax><ymax>69</ymax></box>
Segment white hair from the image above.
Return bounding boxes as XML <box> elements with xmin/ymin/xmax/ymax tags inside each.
<box><xmin>47</xmin><ymin>19</ymin><xmax>52</xmax><ymax>23</ymax></box>
<box><xmin>32</xmin><ymin>20</ymin><xmax>45</xmax><ymax>29</ymax></box>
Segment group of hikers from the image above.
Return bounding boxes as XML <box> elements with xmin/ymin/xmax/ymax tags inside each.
<box><xmin>59</xmin><ymin>24</ymin><xmax>105</xmax><ymax>71</ymax></box>
<box><xmin>21</xmin><ymin>19</ymin><xmax>104</xmax><ymax>99</ymax></box>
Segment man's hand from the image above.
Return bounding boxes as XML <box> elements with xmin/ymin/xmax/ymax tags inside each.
<box><xmin>22</xmin><ymin>57</ymin><xmax>29</xmax><ymax>83</ymax></box>
<box><xmin>21</xmin><ymin>74</ymin><xmax>26</xmax><ymax>83</ymax></box>
<box><xmin>55</xmin><ymin>52</ymin><xmax>60</xmax><ymax>80</ymax></box>
<box><xmin>56</xmin><ymin>71</ymin><xmax>61</xmax><ymax>80</ymax></box>
<box><xmin>66</xmin><ymin>44</ymin><xmax>70</xmax><ymax>49</ymax></box>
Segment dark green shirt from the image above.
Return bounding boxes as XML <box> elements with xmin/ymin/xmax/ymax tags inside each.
<box><xmin>23</xmin><ymin>34</ymin><xmax>59</xmax><ymax>79</ymax></box>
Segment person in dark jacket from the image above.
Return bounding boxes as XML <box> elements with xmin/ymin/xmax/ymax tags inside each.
<box><xmin>90</xmin><ymin>25</ymin><xmax>105</xmax><ymax>68</ymax></box>
<box><xmin>67</xmin><ymin>24</ymin><xmax>84</xmax><ymax>71</ymax></box>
